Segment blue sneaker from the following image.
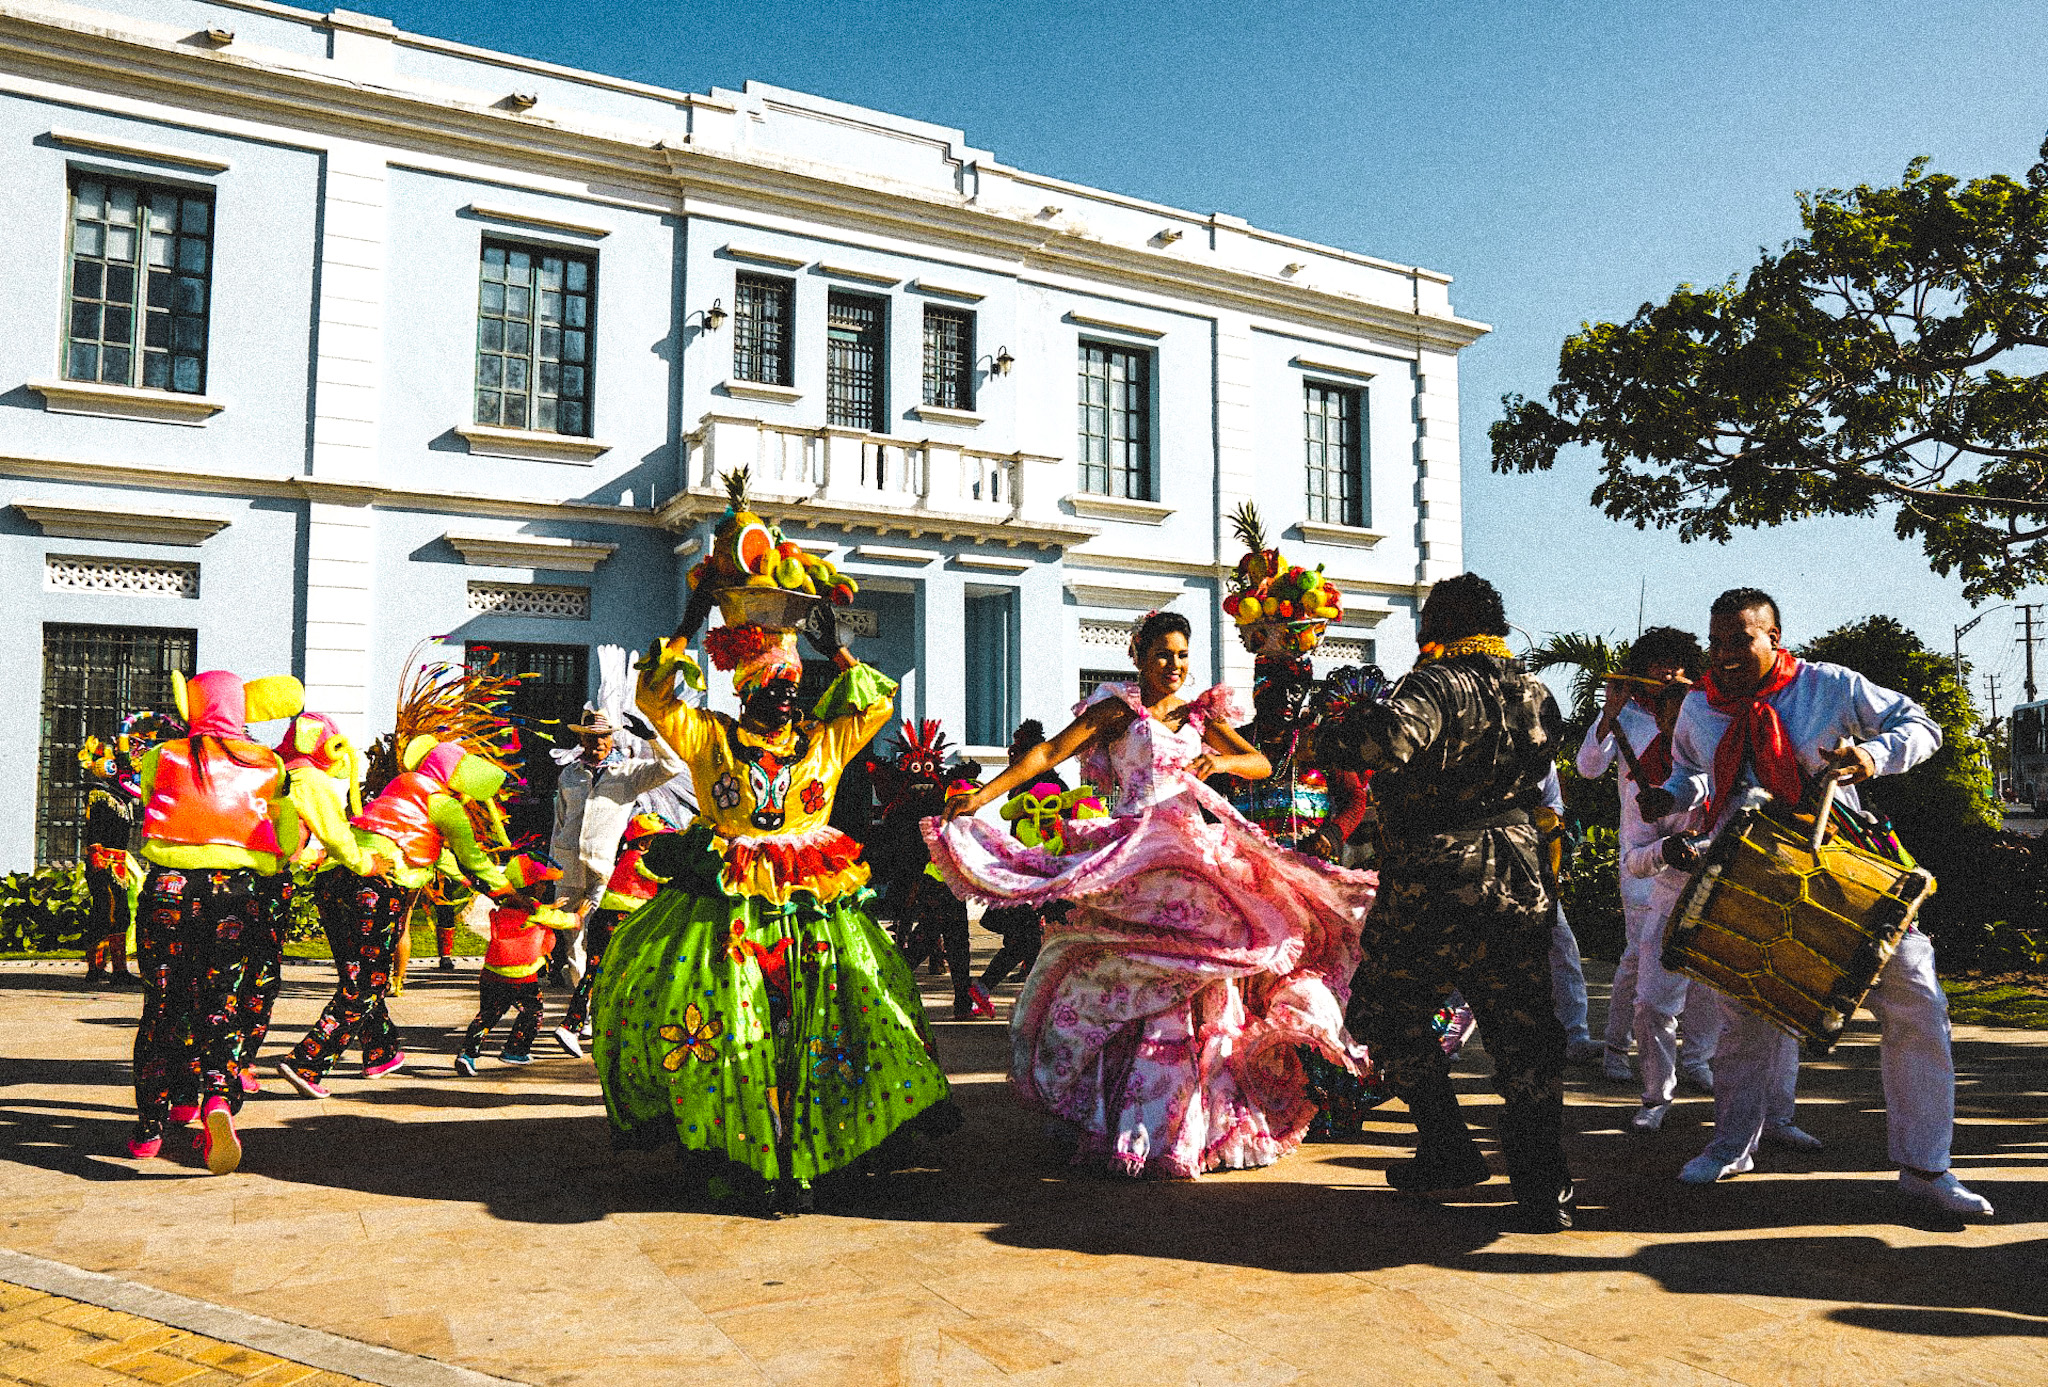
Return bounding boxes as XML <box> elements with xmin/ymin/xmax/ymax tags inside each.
<box><xmin>499</xmin><ymin>1051</ymin><xmax>534</xmax><ymax>1066</ymax></box>
<box><xmin>453</xmin><ymin>1053</ymin><xmax>478</xmax><ymax>1078</ymax></box>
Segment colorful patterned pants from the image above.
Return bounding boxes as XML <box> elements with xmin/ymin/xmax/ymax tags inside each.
<box><xmin>230</xmin><ymin>875</ymin><xmax>294</xmax><ymax>1082</ymax></box>
<box><xmin>461</xmin><ymin>971</ymin><xmax>545</xmax><ymax>1057</ymax></box>
<box><xmin>1345</xmin><ymin>826</ymin><xmax>1571</xmax><ymax>1195</ymax></box>
<box><xmin>133</xmin><ymin>866</ymin><xmax>272</xmax><ymax>1133</ymax></box>
<box><xmin>562</xmin><ymin>907</ymin><xmax>619</xmax><ymax>1033</ymax></box>
<box><xmin>287</xmin><ymin>872</ymin><xmax>407</xmax><ymax>1080</ymax></box>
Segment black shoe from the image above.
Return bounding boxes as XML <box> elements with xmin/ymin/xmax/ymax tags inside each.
<box><xmin>437</xmin><ymin>956</ymin><xmax>456</xmax><ymax>973</ymax></box>
<box><xmin>1510</xmin><ymin>1180</ymin><xmax>1577</xmax><ymax>1233</ymax></box>
<box><xmin>1385</xmin><ymin>1144</ymin><xmax>1491</xmax><ymax>1192</ymax></box>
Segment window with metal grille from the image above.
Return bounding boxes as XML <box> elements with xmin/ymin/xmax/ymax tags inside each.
<box><xmin>1077</xmin><ymin>668</ymin><xmax>1131</xmax><ymax>702</ymax></box>
<box><xmin>922</xmin><ymin>306</ymin><xmax>974</xmax><ymax>410</ymax></box>
<box><xmin>1304</xmin><ymin>381</ymin><xmax>1367</xmax><ymax>526</ymax></box>
<box><xmin>64</xmin><ymin>173</ymin><xmax>214</xmax><ymax>394</ymax></box>
<box><xmin>826</xmin><ymin>291</ymin><xmax>886</xmax><ymax>432</ymax></box>
<box><xmin>475</xmin><ymin>241</ymin><xmax>594</xmax><ymax>435</ymax></box>
<box><xmin>465</xmin><ymin>641</ymin><xmax>588</xmax><ymax>848</ymax></box>
<box><xmin>964</xmin><ymin>590</ymin><xmax>1019</xmax><ymax>747</ymax></box>
<box><xmin>1078</xmin><ymin>342</ymin><xmax>1151</xmax><ymax>499</ymax></box>
<box><xmin>37</xmin><ymin>623</ymin><xmax>196</xmax><ymax>864</ymax></box>
<box><xmin>733</xmin><ymin>274</ymin><xmax>793</xmax><ymax>386</ymax></box>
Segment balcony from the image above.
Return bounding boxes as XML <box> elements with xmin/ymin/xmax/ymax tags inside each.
<box><xmin>658</xmin><ymin>413</ymin><xmax>1098</xmax><ymax>548</ymax></box>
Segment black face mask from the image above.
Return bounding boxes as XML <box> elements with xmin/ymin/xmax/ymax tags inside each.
<box><xmin>742</xmin><ymin>683</ymin><xmax>801</xmax><ymax>731</ymax></box>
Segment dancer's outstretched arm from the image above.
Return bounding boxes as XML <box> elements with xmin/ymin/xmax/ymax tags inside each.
<box><xmin>943</xmin><ymin>702</ymin><xmax>1123</xmax><ymax>820</ymax></box>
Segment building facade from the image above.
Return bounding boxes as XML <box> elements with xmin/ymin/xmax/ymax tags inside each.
<box><xmin>0</xmin><ymin>0</ymin><xmax>1488</xmax><ymax>866</ymax></box>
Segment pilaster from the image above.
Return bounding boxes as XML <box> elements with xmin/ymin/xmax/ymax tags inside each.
<box><xmin>1414</xmin><ymin>347</ymin><xmax>1463</xmax><ymax>586</ymax></box>
<box><xmin>303</xmin><ymin>140</ymin><xmax>388</xmax><ymax>734</ymax></box>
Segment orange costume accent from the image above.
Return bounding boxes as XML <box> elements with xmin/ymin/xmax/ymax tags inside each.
<box><xmin>141</xmin><ymin>739</ymin><xmax>286</xmax><ymax>856</ymax></box>
<box><xmin>352</xmin><ymin>771</ymin><xmax>443</xmax><ymax>868</ymax></box>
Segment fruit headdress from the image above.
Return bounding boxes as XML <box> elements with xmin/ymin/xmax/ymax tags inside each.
<box><xmin>681</xmin><ymin>468</ymin><xmax>860</xmax><ymax>633</ymax></box>
<box><xmin>1221</xmin><ymin>502</ymin><xmax>1343</xmax><ymax>659</ymax></box>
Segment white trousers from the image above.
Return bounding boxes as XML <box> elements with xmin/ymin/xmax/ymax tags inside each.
<box><xmin>1613</xmin><ymin>894</ymin><xmax>1722</xmax><ymax>1103</ymax></box>
<box><xmin>1549</xmin><ymin>905</ymin><xmax>1592</xmax><ymax>1046</ymax></box>
<box><xmin>1702</xmin><ymin>930</ymin><xmax>1952</xmax><ymax>1168</ymax></box>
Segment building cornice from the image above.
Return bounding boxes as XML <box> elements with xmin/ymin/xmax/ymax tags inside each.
<box><xmin>0</xmin><ymin>6</ymin><xmax>1490</xmax><ymax>354</ymax></box>
<box><xmin>14</xmin><ymin>496</ymin><xmax>232</xmax><ymax>545</ymax></box>
<box><xmin>444</xmin><ymin>532</ymin><xmax>618</xmax><ymax>572</ymax></box>
<box><xmin>0</xmin><ymin>450</ymin><xmax>669</xmax><ymax>528</ymax></box>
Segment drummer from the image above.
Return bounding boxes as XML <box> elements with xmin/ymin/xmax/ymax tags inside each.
<box><xmin>1636</xmin><ymin>587</ymin><xmax>1992</xmax><ymax>1219</ymax></box>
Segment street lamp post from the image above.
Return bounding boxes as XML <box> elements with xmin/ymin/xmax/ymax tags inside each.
<box><xmin>1954</xmin><ymin>605</ymin><xmax>2009</xmax><ymax>689</ymax></box>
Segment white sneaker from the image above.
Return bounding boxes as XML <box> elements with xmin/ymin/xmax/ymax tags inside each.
<box><xmin>1602</xmin><ymin>1049</ymin><xmax>1634</xmax><ymax>1083</ymax></box>
<box><xmin>1679</xmin><ymin>1152</ymin><xmax>1753</xmax><ymax>1184</ymax></box>
<box><xmin>1679</xmin><ymin>1065</ymin><xmax>1715</xmax><ymax>1094</ymax></box>
<box><xmin>1898</xmin><ymin>1170</ymin><xmax>1994</xmax><ymax>1219</ymax></box>
<box><xmin>552</xmin><ymin>1026</ymin><xmax>584</xmax><ymax>1059</ymax></box>
<box><xmin>1629</xmin><ymin>1102</ymin><xmax>1672</xmax><ymax>1133</ymax></box>
<box><xmin>1762</xmin><ymin>1123</ymin><xmax>1823</xmax><ymax>1152</ymax></box>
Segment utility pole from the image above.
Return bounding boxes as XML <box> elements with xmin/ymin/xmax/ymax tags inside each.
<box><xmin>1987</xmin><ymin>673</ymin><xmax>2001</xmax><ymax>725</ymax></box>
<box><xmin>1955</xmin><ymin>604</ymin><xmax>2009</xmax><ymax>689</ymax></box>
<box><xmin>2020</xmin><ymin>604</ymin><xmax>2044</xmax><ymax>702</ymax></box>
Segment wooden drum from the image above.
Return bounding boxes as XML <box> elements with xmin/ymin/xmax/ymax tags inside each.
<box><xmin>1661</xmin><ymin>799</ymin><xmax>1935</xmax><ymax>1055</ymax></box>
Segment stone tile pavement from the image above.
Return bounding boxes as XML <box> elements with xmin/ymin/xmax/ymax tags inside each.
<box><xmin>0</xmin><ymin>1279</ymin><xmax>365</xmax><ymax>1387</ymax></box>
<box><xmin>0</xmin><ymin>938</ymin><xmax>2041</xmax><ymax>1386</ymax></box>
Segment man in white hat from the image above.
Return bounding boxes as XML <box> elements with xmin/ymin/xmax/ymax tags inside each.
<box><xmin>547</xmin><ymin>707</ymin><xmax>684</xmax><ymax>1009</ymax></box>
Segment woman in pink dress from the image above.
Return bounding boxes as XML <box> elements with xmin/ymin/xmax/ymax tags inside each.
<box><xmin>927</xmin><ymin>611</ymin><xmax>1375</xmax><ymax>1177</ymax></box>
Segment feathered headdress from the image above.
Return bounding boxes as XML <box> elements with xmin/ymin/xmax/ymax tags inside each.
<box><xmin>375</xmin><ymin>641</ymin><xmax>531</xmax><ymax>862</ymax></box>
<box><xmin>891</xmin><ymin>719</ymin><xmax>952</xmax><ymax>780</ymax></box>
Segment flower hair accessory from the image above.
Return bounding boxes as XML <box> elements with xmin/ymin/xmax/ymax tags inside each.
<box><xmin>1126</xmin><ymin>610</ymin><xmax>1163</xmax><ymax>665</ymax></box>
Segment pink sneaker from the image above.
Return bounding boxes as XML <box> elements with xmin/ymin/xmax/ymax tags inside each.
<box><xmin>967</xmin><ymin>984</ymin><xmax>997</xmax><ymax>1020</ymax></box>
<box><xmin>361</xmin><ymin>1052</ymin><xmax>406</xmax><ymax>1080</ymax></box>
<box><xmin>200</xmin><ymin>1098</ymin><xmax>241</xmax><ymax>1176</ymax></box>
<box><xmin>167</xmin><ymin>1102</ymin><xmax>199</xmax><ymax>1127</ymax></box>
<box><xmin>237</xmin><ymin>1068</ymin><xmax>263</xmax><ymax>1096</ymax></box>
<box><xmin>125</xmin><ymin>1131</ymin><xmax>162</xmax><ymax>1160</ymax></box>
<box><xmin>276</xmin><ymin>1062</ymin><xmax>330</xmax><ymax>1099</ymax></box>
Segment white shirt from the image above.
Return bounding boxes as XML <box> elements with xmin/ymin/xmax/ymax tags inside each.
<box><xmin>551</xmin><ymin>744</ymin><xmax>687</xmax><ymax>911</ymax></box>
<box><xmin>1661</xmin><ymin>658</ymin><xmax>1940</xmax><ymax>835</ymax></box>
<box><xmin>1578</xmin><ymin>701</ymin><xmax>1698</xmax><ymax>912</ymax></box>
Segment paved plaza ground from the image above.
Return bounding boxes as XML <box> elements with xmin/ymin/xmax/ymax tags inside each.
<box><xmin>0</xmin><ymin>937</ymin><xmax>2041</xmax><ymax>1387</ymax></box>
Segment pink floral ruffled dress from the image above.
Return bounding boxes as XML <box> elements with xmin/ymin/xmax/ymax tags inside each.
<box><xmin>923</xmin><ymin>683</ymin><xmax>1376</xmax><ymax>1177</ymax></box>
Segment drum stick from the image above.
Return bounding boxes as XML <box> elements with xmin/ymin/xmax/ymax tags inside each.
<box><xmin>1810</xmin><ymin>771</ymin><xmax>1841</xmax><ymax>854</ymax></box>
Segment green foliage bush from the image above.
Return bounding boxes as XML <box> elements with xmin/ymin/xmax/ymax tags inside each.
<box><xmin>0</xmin><ymin>863</ymin><xmax>91</xmax><ymax>953</ymax></box>
<box><xmin>1559</xmin><ymin>823</ymin><xmax>1625</xmax><ymax>962</ymax></box>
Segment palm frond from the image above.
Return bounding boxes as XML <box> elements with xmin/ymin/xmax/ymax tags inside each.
<box><xmin>1525</xmin><ymin>631</ymin><xmax>1630</xmax><ymax>727</ymax></box>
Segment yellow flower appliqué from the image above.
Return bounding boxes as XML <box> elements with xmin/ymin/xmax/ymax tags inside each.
<box><xmin>659</xmin><ymin>1003</ymin><xmax>725</xmax><ymax>1070</ymax></box>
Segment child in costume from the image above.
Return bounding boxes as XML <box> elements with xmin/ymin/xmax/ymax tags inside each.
<box><xmin>279</xmin><ymin>734</ymin><xmax>510</xmax><ymax>1097</ymax></box>
<box><xmin>78</xmin><ymin>711</ymin><xmax>179</xmax><ymax>985</ymax></box>
<box><xmin>932</xmin><ymin>610</ymin><xmax>1375</xmax><ymax>1178</ymax></box>
<box><xmin>554</xmin><ymin>811</ymin><xmax>675</xmax><ymax>1057</ymax></box>
<box><xmin>870</xmin><ymin>722</ymin><xmax>986</xmax><ymax>1018</ymax></box>
<box><xmin>126</xmin><ymin>670</ymin><xmax>307</xmax><ymax>1174</ymax></box>
<box><xmin>594</xmin><ymin>468</ymin><xmax>955</xmax><ymax>1213</ymax></box>
<box><xmin>977</xmin><ymin>779</ymin><xmax>1105</xmax><ymax>997</ymax></box>
<box><xmin>457</xmin><ymin>855</ymin><xmax>573</xmax><ymax>1073</ymax></box>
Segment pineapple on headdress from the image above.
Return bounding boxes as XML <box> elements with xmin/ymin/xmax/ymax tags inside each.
<box><xmin>1222</xmin><ymin>502</ymin><xmax>1344</xmax><ymax>659</ymax></box>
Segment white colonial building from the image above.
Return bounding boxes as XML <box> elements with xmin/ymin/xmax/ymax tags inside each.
<box><xmin>0</xmin><ymin>0</ymin><xmax>1487</xmax><ymax>865</ymax></box>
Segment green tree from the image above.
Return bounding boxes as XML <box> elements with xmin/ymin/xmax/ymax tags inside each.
<box><xmin>1492</xmin><ymin>143</ymin><xmax>2048</xmax><ymax>600</ymax></box>
<box><xmin>1525</xmin><ymin>631</ymin><xmax>1628</xmax><ymax>733</ymax></box>
<box><xmin>1797</xmin><ymin>615</ymin><xmax>1999</xmax><ymax>841</ymax></box>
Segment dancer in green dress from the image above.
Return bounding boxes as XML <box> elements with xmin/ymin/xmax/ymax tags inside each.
<box><xmin>593</xmin><ymin>607</ymin><xmax>956</xmax><ymax>1212</ymax></box>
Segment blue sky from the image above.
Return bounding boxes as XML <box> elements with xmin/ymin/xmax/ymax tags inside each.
<box><xmin>366</xmin><ymin>0</ymin><xmax>2048</xmax><ymax>702</ymax></box>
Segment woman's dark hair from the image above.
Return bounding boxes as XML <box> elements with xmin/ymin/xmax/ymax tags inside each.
<box><xmin>1419</xmin><ymin>572</ymin><xmax>1509</xmax><ymax>642</ymax></box>
<box><xmin>1013</xmin><ymin>719</ymin><xmax>1046</xmax><ymax>745</ymax></box>
<box><xmin>1131</xmin><ymin>610</ymin><xmax>1191</xmax><ymax>660</ymax></box>
<box><xmin>1628</xmin><ymin>626</ymin><xmax>1703</xmax><ymax>678</ymax></box>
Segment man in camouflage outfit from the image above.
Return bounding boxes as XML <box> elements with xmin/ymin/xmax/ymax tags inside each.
<box><xmin>1320</xmin><ymin>572</ymin><xmax>1576</xmax><ymax>1232</ymax></box>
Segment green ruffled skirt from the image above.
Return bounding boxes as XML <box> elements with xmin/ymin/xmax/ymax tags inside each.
<box><xmin>591</xmin><ymin>876</ymin><xmax>953</xmax><ymax>1185</ymax></box>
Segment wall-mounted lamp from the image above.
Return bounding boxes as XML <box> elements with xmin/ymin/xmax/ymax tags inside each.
<box><xmin>1038</xmin><ymin>204</ymin><xmax>1063</xmax><ymax>218</ymax></box>
<box><xmin>1154</xmin><ymin>227</ymin><xmax>1184</xmax><ymax>245</ymax></box>
<box><xmin>203</xmin><ymin>26</ymin><xmax>235</xmax><ymax>46</ymax></box>
<box><xmin>1281</xmin><ymin>262</ymin><xmax>1306</xmax><ymax>277</ymax></box>
<box><xmin>507</xmin><ymin>91</ymin><xmax>539</xmax><ymax>111</ymax></box>
<box><xmin>703</xmin><ymin>299</ymin><xmax>727</xmax><ymax>332</ymax></box>
<box><xmin>993</xmin><ymin>346</ymin><xmax>1014</xmax><ymax>376</ymax></box>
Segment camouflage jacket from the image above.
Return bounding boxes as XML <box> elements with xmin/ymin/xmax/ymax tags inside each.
<box><xmin>1323</xmin><ymin>654</ymin><xmax>1563</xmax><ymax>846</ymax></box>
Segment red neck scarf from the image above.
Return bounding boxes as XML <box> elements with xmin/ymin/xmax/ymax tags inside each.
<box><xmin>1629</xmin><ymin>698</ymin><xmax>1674</xmax><ymax>791</ymax></box>
<box><xmin>1702</xmin><ymin>648</ymin><xmax>1804</xmax><ymax>810</ymax></box>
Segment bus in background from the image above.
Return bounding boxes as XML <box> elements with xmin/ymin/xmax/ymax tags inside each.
<box><xmin>2011</xmin><ymin>700</ymin><xmax>2048</xmax><ymax>811</ymax></box>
